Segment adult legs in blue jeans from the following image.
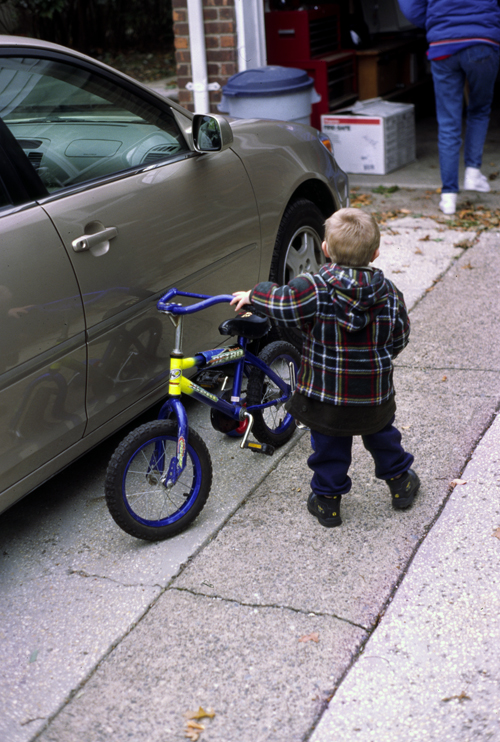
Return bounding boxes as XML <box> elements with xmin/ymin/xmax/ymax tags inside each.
<box><xmin>308</xmin><ymin>418</ymin><xmax>414</xmax><ymax>497</ymax></box>
<box><xmin>463</xmin><ymin>46</ymin><xmax>500</xmax><ymax>169</ymax></box>
<box><xmin>431</xmin><ymin>45</ymin><xmax>500</xmax><ymax>193</ymax></box>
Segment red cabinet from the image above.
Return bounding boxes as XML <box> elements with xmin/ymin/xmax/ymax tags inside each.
<box><xmin>266</xmin><ymin>7</ymin><xmax>342</xmax><ymax>63</ymax></box>
<box><xmin>265</xmin><ymin>7</ymin><xmax>357</xmax><ymax>129</ymax></box>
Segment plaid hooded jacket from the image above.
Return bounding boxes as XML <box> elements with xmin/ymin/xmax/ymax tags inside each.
<box><xmin>250</xmin><ymin>263</ymin><xmax>410</xmax><ymax>407</ymax></box>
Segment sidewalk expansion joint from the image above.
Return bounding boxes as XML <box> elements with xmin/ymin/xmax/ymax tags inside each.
<box><xmin>170</xmin><ymin>585</ymin><xmax>368</xmax><ymax>631</ymax></box>
<box><xmin>66</xmin><ymin>567</ymin><xmax>162</xmax><ymax>590</ymax></box>
<box><xmin>403</xmin><ymin>239</ymin><xmax>480</xmax><ymax>315</ymax></box>
<box><xmin>396</xmin><ymin>362</ymin><xmax>500</xmax><ymax>373</ymax></box>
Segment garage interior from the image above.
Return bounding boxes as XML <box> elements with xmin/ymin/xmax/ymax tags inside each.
<box><xmin>263</xmin><ymin>0</ymin><xmax>500</xmax><ymax>190</ymax></box>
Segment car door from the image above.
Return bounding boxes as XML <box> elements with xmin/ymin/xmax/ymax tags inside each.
<box><xmin>0</xmin><ymin>131</ymin><xmax>86</xmax><ymax>508</ymax></box>
<box><xmin>0</xmin><ymin>50</ymin><xmax>261</xmax><ymax>436</ymax></box>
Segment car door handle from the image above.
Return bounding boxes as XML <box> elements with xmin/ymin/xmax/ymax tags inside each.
<box><xmin>72</xmin><ymin>227</ymin><xmax>118</xmax><ymax>252</ymax></box>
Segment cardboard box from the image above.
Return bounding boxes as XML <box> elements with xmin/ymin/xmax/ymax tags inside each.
<box><xmin>321</xmin><ymin>98</ymin><xmax>416</xmax><ymax>174</ymax></box>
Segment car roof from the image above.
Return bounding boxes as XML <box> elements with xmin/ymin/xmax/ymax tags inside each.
<box><xmin>0</xmin><ymin>34</ymin><xmax>133</xmax><ymax>77</ymax></box>
<box><xmin>0</xmin><ymin>35</ymin><xmax>194</xmax><ymax>120</ymax></box>
<box><xmin>0</xmin><ymin>34</ymin><xmax>95</xmax><ymax>58</ymax></box>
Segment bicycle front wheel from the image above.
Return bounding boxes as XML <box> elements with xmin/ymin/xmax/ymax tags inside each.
<box><xmin>105</xmin><ymin>420</ymin><xmax>212</xmax><ymax>541</ymax></box>
<box><xmin>246</xmin><ymin>340</ymin><xmax>300</xmax><ymax>447</ymax></box>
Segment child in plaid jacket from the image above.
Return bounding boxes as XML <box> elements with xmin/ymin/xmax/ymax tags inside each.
<box><xmin>231</xmin><ymin>207</ymin><xmax>419</xmax><ymax>527</ymax></box>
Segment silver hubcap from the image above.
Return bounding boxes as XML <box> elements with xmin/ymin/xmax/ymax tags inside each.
<box><xmin>283</xmin><ymin>226</ymin><xmax>324</xmax><ymax>282</ymax></box>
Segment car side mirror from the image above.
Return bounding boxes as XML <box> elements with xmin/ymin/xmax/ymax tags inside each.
<box><xmin>192</xmin><ymin>114</ymin><xmax>233</xmax><ymax>153</ymax></box>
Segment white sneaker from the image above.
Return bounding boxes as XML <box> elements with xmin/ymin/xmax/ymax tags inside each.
<box><xmin>439</xmin><ymin>193</ymin><xmax>457</xmax><ymax>215</ymax></box>
<box><xmin>463</xmin><ymin>167</ymin><xmax>491</xmax><ymax>192</ymax></box>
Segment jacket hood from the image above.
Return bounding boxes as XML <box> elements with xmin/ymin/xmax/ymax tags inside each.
<box><xmin>319</xmin><ymin>263</ymin><xmax>389</xmax><ymax>332</ymax></box>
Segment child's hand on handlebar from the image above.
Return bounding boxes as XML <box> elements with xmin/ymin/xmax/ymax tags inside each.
<box><xmin>231</xmin><ymin>290</ymin><xmax>252</xmax><ymax>312</ymax></box>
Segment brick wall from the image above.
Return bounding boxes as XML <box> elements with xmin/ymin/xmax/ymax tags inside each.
<box><xmin>172</xmin><ymin>0</ymin><xmax>238</xmax><ymax>112</ymax></box>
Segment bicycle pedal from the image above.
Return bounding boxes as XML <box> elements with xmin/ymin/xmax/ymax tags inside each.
<box><xmin>246</xmin><ymin>441</ymin><xmax>275</xmax><ymax>456</ymax></box>
<box><xmin>195</xmin><ymin>370</ymin><xmax>226</xmax><ymax>389</ymax></box>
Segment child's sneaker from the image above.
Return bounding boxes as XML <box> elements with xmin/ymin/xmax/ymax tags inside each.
<box><xmin>307</xmin><ymin>492</ymin><xmax>342</xmax><ymax>527</ymax></box>
<box><xmin>463</xmin><ymin>167</ymin><xmax>491</xmax><ymax>192</ymax></box>
<box><xmin>388</xmin><ymin>469</ymin><xmax>420</xmax><ymax>510</ymax></box>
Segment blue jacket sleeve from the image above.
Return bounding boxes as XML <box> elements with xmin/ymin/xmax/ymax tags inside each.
<box><xmin>397</xmin><ymin>0</ymin><xmax>427</xmax><ymax>28</ymax></box>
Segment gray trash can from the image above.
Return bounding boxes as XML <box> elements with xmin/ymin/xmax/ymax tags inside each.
<box><xmin>218</xmin><ymin>66</ymin><xmax>320</xmax><ymax>126</ymax></box>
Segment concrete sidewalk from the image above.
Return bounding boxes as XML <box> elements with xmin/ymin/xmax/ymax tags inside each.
<box><xmin>311</xmin><ymin>412</ymin><xmax>500</xmax><ymax>741</ymax></box>
<box><xmin>28</xmin><ymin>213</ymin><xmax>500</xmax><ymax>742</ymax></box>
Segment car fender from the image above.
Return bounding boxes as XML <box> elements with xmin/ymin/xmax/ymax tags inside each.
<box><xmin>227</xmin><ymin>118</ymin><xmax>348</xmax><ymax>279</ymax></box>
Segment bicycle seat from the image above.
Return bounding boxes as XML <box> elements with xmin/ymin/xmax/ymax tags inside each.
<box><xmin>219</xmin><ymin>313</ymin><xmax>270</xmax><ymax>339</ymax></box>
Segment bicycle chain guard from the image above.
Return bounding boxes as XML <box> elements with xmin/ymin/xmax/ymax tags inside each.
<box><xmin>210</xmin><ymin>388</ymin><xmax>248</xmax><ymax>435</ymax></box>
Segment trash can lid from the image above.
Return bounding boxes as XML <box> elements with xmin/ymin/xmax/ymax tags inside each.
<box><xmin>222</xmin><ymin>66</ymin><xmax>314</xmax><ymax>97</ymax></box>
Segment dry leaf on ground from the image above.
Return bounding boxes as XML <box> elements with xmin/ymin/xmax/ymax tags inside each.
<box><xmin>184</xmin><ymin>707</ymin><xmax>216</xmax><ymax>721</ymax></box>
<box><xmin>378</xmin><ymin>210</ymin><xmax>400</xmax><ymax>222</ymax></box>
<box><xmin>187</xmin><ymin>721</ymin><xmax>205</xmax><ymax>730</ymax></box>
<box><xmin>492</xmin><ymin>527</ymin><xmax>500</xmax><ymax>540</ymax></box>
<box><xmin>442</xmin><ymin>691</ymin><xmax>471</xmax><ymax>703</ymax></box>
<box><xmin>450</xmin><ymin>208</ymin><xmax>500</xmax><ymax>229</ymax></box>
<box><xmin>351</xmin><ymin>193</ymin><xmax>373</xmax><ymax>206</ymax></box>
<box><xmin>299</xmin><ymin>632</ymin><xmax>320</xmax><ymax>643</ymax></box>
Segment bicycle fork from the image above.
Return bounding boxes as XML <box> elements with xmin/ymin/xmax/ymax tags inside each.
<box><xmin>152</xmin><ymin>397</ymin><xmax>189</xmax><ymax>488</ymax></box>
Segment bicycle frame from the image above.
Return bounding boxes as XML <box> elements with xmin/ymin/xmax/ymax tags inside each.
<box><xmin>154</xmin><ymin>288</ymin><xmax>295</xmax><ymax>487</ymax></box>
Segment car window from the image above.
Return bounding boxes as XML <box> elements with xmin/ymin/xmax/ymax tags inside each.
<box><xmin>0</xmin><ymin>56</ymin><xmax>188</xmax><ymax>193</ymax></box>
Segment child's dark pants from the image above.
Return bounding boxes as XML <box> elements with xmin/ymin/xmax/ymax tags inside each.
<box><xmin>308</xmin><ymin>417</ymin><xmax>414</xmax><ymax>497</ymax></box>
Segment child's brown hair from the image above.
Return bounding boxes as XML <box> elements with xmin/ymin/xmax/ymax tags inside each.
<box><xmin>324</xmin><ymin>207</ymin><xmax>380</xmax><ymax>266</ymax></box>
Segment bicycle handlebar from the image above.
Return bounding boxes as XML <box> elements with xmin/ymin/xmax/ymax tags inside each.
<box><xmin>157</xmin><ymin>288</ymin><xmax>234</xmax><ymax>315</ymax></box>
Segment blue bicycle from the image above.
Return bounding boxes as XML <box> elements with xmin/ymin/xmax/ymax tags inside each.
<box><xmin>105</xmin><ymin>288</ymin><xmax>300</xmax><ymax>540</ymax></box>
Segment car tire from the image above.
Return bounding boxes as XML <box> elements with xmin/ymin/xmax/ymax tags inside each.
<box><xmin>269</xmin><ymin>198</ymin><xmax>326</xmax><ymax>348</ymax></box>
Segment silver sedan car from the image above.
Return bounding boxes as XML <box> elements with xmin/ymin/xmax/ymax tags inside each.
<box><xmin>0</xmin><ymin>36</ymin><xmax>348</xmax><ymax>514</ymax></box>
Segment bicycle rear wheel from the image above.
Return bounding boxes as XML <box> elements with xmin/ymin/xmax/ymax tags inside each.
<box><xmin>105</xmin><ymin>420</ymin><xmax>212</xmax><ymax>541</ymax></box>
<box><xmin>246</xmin><ymin>340</ymin><xmax>300</xmax><ymax>447</ymax></box>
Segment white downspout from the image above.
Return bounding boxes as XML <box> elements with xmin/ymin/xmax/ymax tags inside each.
<box><xmin>234</xmin><ymin>0</ymin><xmax>267</xmax><ymax>71</ymax></box>
<box><xmin>186</xmin><ymin>0</ymin><xmax>212</xmax><ymax>113</ymax></box>
<box><xmin>234</xmin><ymin>0</ymin><xmax>248</xmax><ymax>72</ymax></box>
